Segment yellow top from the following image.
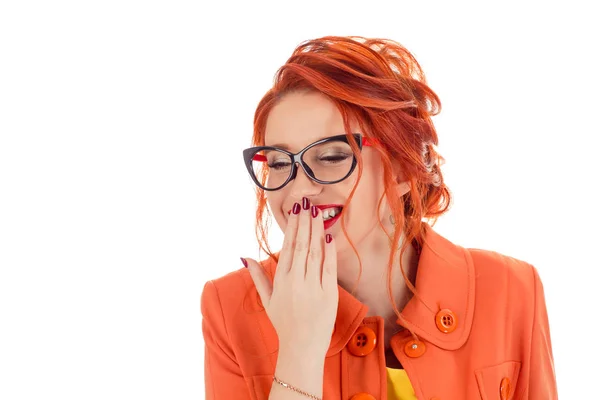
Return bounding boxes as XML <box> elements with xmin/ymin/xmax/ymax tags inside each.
<box><xmin>386</xmin><ymin>368</ymin><xmax>417</xmax><ymax>400</ymax></box>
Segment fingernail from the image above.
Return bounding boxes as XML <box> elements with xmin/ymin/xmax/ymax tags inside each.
<box><xmin>292</xmin><ymin>203</ymin><xmax>301</xmax><ymax>214</ymax></box>
<box><xmin>311</xmin><ymin>205</ymin><xmax>318</xmax><ymax>218</ymax></box>
<box><xmin>326</xmin><ymin>234</ymin><xmax>332</xmax><ymax>243</ymax></box>
<box><xmin>240</xmin><ymin>257</ymin><xmax>248</xmax><ymax>268</ymax></box>
<box><xmin>302</xmin><ymin>197</ymin><xmax>310</xmax><ymax>210</ymax></box>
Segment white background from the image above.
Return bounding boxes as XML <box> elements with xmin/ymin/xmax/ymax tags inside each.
<box><xmin>1</xmin><ymin>1</ymin><xmax>597</xmax><ymax>398</ymax></box>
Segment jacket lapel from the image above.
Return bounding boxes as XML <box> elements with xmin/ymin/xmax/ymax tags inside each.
<box><xmin>397</xmin><ymin>224</ymin><xmax>475</xmax><ymax>350</ymax></box>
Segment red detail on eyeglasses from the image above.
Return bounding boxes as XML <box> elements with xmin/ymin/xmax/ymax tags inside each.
<box><xmin>362</xmin><ymin>137</ymin><xmax>377</xmax><ymax>146</ymax></box>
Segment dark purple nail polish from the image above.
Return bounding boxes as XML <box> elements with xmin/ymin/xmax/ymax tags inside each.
<box><xmin>302</xmin><ymin>197</ymin><xmax>310</xmax><ymax>210</ymax></box>
<box><xmin>311</xmin><ymin>205</ymin><xmax>318</xmax><ymax>218</ymax></box>
<box><xmin>326</xmin><ymin>234</ymin><xmax>332</xmax><ymax>244</ymax></box>
<box><xmin>240</xmin><ymin>258</ymin><xmax>248</xmax><ymax>268</ymax></box>
<box><xmin>292</xmin><ymin>203</ymin><xmax>301</xmax><ymax>214</ymax></box>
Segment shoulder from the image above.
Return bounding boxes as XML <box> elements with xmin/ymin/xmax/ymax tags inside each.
<box><xmin>465</xmin><ymin>246</ymin><xmax>542</xmax><ymax>309</ymax></box>
<box><xmin>467</xmin><ymin>246</ymin><xmax>538</xmax><ymax>284</ymax></box>
<box><xmin>200</xmin><ymin>257</ymin><xmax>275</xmax><ymax>326</ymax></box>
<box><xmin>200</xmin><ymin>266</ymin><xmax>253</xmax><ymax>318</ymax></box>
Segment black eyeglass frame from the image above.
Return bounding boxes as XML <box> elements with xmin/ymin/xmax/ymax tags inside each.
<box><xmin>242</xmin><ymin>133</ymin><xmax>367</xmax><ymax>191</ymax></box>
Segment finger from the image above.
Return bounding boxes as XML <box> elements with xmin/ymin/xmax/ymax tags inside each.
<box><xmin>290</xmin><ymin>197</ymin><xmax>312</xmax><ymax>281</ymax></box>
<box><xmin>244</xmin><ymin>257</ymin><xmax>273</xmax><ymax>307</ymax></box>
<box><xmin>321</xmin><ymin>233</ymin><xmax>338</xmax><ymax>291</ymax></box>
<box><xmin>305</xmin><ymin>204</ymin><xmax>325</xmax><ymax>285</ymax></box>
<box><xmin>274</xmin><ymin>201</ymin><xmax>300</xmax><ymax>286</ymax></box>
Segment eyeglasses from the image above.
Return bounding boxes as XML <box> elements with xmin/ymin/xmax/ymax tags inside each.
<box><xmin>242</xmin><ymin>133</ymin><xmax>373</xmax><ymax>191</ymax></box>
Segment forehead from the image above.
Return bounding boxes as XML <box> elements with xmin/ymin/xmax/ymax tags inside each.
<box><xmin>264</xmin><ymin>91</ymin><xmax>359</xmax><ymax>151</ymax></box>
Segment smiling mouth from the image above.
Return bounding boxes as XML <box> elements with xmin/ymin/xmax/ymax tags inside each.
<box><xmin>285</xmin><ymin>204</ymin><xmax>344</xmax><ymax>230</ymax></box>
<box><xmin>287</xmin><ymin>204</ymin><xmax>344</xmax><ymax>215</ymax></box>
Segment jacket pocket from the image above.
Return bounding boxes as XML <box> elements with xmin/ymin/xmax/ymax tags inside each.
<box><xmin>475</xmin><ymin>361</ymin><xmax>522</xmax><ymax>400</ymax></box>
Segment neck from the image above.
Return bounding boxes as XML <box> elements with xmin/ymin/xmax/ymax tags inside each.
<box><xmin>336</xmin><ymin>224</ymin><xmax>420</xmax><ymax>337</ymax></box>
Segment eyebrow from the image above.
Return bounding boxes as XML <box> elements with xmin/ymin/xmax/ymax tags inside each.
<box><xmin>265</xmin><ymin>143</ymin><xmax>291</xmax><ymax>150</ymax></box>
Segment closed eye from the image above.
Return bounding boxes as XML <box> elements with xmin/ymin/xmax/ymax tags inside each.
<box><xmin>268</xmin><ymin>161</ymin><xmax>292</xmax><ymax>170</ymax></box>
<box><xmin>319</xmin><ymin>153</ymin><xmax>352</xmax><ymax>164</ymax></box>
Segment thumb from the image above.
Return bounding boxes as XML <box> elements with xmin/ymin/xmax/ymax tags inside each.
<box><xmin>242</xmin><ymin>257</ymin><xmax>272</xmax><ymax>307</ymax></box>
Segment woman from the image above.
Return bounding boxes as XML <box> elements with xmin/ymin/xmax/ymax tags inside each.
<box><xmin>201</xmin><ymin>36</ymin><xmax>557</xmax><ymax>399</ymax></box>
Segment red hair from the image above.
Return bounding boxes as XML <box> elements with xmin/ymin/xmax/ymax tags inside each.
<box><xmin>250</xmin><ymin>36</ymin><xmax>451</xmax><ymax>324</ymax></box>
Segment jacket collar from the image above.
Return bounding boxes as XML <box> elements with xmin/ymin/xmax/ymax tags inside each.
<box><xmin>265</xmin><ymin>224</ymin><xmax>475</xmax><ymax>355</ymax></box>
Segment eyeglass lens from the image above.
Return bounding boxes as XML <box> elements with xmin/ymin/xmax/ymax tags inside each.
<box><xmin>251</xmin><ymin>140</ymin><xmax>355</xmax><ymax>189</ymax></box>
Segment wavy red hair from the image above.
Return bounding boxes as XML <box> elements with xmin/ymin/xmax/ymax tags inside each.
<box><xmin>250</xmin><ymin>36</ymin><xmax>452</xmax><ymax>324</ymax></box>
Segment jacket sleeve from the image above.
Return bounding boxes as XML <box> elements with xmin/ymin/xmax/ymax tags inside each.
<box><xmin>201</xmin><ymin>280</ymin><xmax>252</xmax><ymax>400</ymax></box>
<box><xmin>527</xmin><ymin>267</ymin><xmax>558</xmax><ymax>399</ymax></box>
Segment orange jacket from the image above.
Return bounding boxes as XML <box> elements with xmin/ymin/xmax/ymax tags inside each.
<box><xmin>201</xmin><ymin>226</ymin><xmax>558</xmax><ymax>399</ymax></box>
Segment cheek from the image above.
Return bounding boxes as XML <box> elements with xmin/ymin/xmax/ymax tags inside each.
<box><xmin>266</xmin><ymin>195</ymin><xmax>286</xmax><ymax>225</ymax></box>
<box><xmin>348</xmin><ymin>170</ymin><xmax>385</xmax><ymax>215</ymax></box>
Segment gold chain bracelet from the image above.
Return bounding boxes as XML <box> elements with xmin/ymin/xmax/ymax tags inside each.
<box><xmin>272</xmin><ymin>375</ymin><xmax>322</xmax><ymax>400</ymax></box>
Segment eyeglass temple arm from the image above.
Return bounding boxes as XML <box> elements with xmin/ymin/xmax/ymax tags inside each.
<box><xmin>362</xmin><ymin>137</ymin><xmax>375</xmax><ymax>147</ymax></box>
<box><xmin>251</xmin><ymin>138</ymin><xmax>376</xmax><ymax>162</ymax></box>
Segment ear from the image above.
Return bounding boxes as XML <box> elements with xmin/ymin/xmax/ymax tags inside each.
<box><xmin>396</xmin><ymin>180</ymin><xmax>410</xmax><ymax>197</ymax></box>
<box><xmin>393</xmin><ymin>168</ymin><xmax>410</xmax><ymax>197</ymax></box>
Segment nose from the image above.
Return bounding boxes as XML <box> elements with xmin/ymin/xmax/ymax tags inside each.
<box><xmin>287</xmin><ymin>162</ymin><xmax>321</xmax><ymax>199</ymax></box>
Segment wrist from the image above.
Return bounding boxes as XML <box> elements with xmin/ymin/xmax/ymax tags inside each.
<box><xmin>278</xmin><ymin>346</ymin><xmax>327</xmax><ymax>366</ymax></box>
<box><xmin>274</xmin><ymin>350</ymin><xmax>325</xmax><ymax>400</ymax></box>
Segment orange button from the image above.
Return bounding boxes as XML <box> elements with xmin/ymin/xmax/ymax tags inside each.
<box><xmin>347</xmin><ymin>326</ymin><xmax>377</xmax><ymax>356</ymax></box>
<box><xmin>500</xmin><ymin>377</ymin><xmax>511</xmax><ymax>400</ymax></box>
<box><xmin>435</xmin><ymin>309</ymin><xmax>457</xmax><ymax>333</ymax></box>
<box><xmin>404</xmin><ymin>339</ymin><xmax>426</xmax><ymax>358</ymax></box>
<box><xmin>350</xmin><ymin>393</ymin><xmax>376</xmax><ymax>400</ymax></box>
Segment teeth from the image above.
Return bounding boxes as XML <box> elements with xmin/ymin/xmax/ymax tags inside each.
<box><xmin>323</xmin><ymin>207</ymin><xmax>342</xmax><ymax>220</ymax></box>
